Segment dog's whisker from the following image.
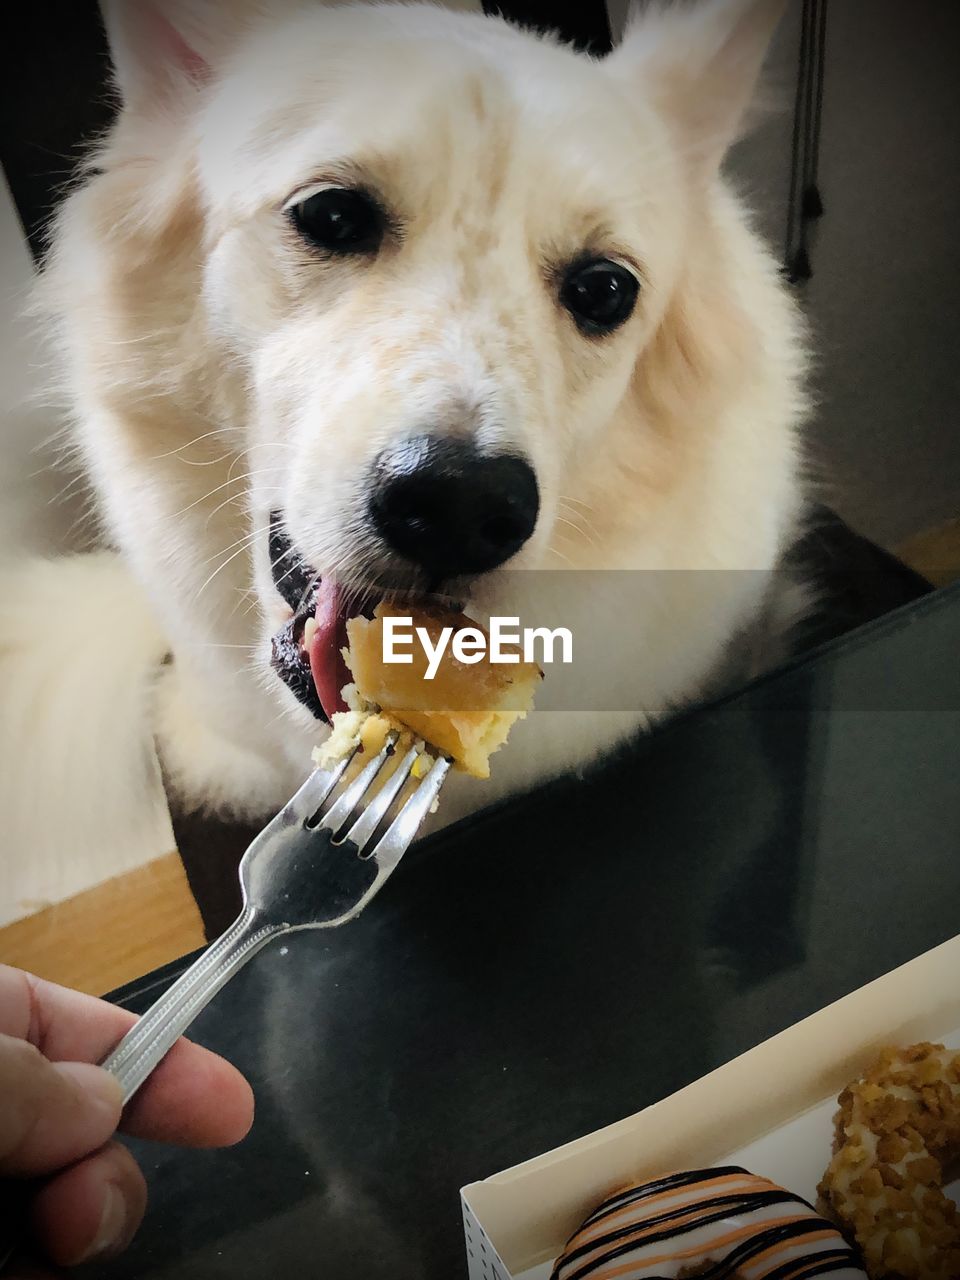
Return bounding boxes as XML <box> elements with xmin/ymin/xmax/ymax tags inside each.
<box><xmin>146</xmin><ymin>428</ymin><xmax>241</xmax><ymax>462</ymax></box>
<box><xmin>544</xmin><ymin>545</ymin><xmax>575</xmax><ymax>568</ymax></box>
<box><xmin>557</xmin><ymin>496</ymin><xmax>598</xmax><ymax>520</ymax></box>
<box><xmin>557</xmin><ymin>498</ymin><xmax>601</xmax><ymax>542</ymax></box>
<box><xmin>165</xmin><ymin>479</ymin><xmax>249</xmax><ymax>523</ymax></box>
<box><xmin>556</xmin><ymin>520</ymin><xmax>596</xmax><ymax>549</ymax></box>
<box><xmin>165</xmin><ymin>467</ymin><xmax>287</xmax><ymax>524</ymax></box>
<box><xmin>220</xmin><ymin>462</ymin><xmax>287</xmax><ymax>497</ymax></box>
<box><xmin>554</xmin><ymin>514</ymin><xmax>600</xmax><ymax>551</ymax></box>
<box><xmin>264</xmin><ymin>539</ymin><xmax>302</xmax><ymax>576</ymax></box>
<box><xmin>172</xmin><ymin>452</ymin><xmax>242</xmax><ymax>469</ymax></box>
<box><xmin>195</xmin><ymin>541</ymin><xmax>256</xmax><ymax>573</ymax></box>
<box><xmin>195</xmin><ymin>529</ymin><xmax>264</xmax><ymax>571</ymax></box>
<box><xmin>232</xmin><ymin>543</ymin><xmax>306</xmax><ymax>612</ymax></box>
<box><xmin>225</xmin><ymin>451</ymin><xmax>251</xmax><ymax>485</ymax></box>
<box><xmin>270</xmin><ymin>560</ymin><xmax>308</xmax><ymax>590</ymax></box>
<box><xmin>193</xmin><ymin>535</ymin><xmax>265</xmax><ymax>604</ymax></box>
<box><xmin>204</xmin><ymin>483</ymin><xmax>285</xmax><ymax>528</ymax></box>
<box><xmin>98</xmin><ymin>327</ymin><xmax>187</xmax><ymax>347</ymax></box>
<box><xmin>558</xmin><ymin>493</ymin><xmax>599</xmax><ymax>516</ymax></box>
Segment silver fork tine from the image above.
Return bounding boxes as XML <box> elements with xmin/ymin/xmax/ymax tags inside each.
<box><xmin>346</xmin><ymin>740</ymin><xmax>422</xmax><ymax>852</ymax></box>
<box><xmin>369</xmin><ymin>754</ymin><xmax>450</xmax><ymax>873</ymax></box>
<box><xmin>319</xmin><ymin>734</ymin><xmax>399</xmax><ymax>832</ymax></box>
<box><xmin>281</xmin><ymin>751</ymin><xmax>354</xmax><ymax>825</ymax></box>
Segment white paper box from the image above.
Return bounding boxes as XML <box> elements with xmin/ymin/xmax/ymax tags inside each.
<box><xmin>461</xmin><ymin>935</ymin><xmax>960</xmax><ymax>1280</ymax></box>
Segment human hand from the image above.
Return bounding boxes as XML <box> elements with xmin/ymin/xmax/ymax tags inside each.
<box><xmin>0</xmin><ymin>965</ymin><xmax>253</xmax><ymax>1272</ymax></box>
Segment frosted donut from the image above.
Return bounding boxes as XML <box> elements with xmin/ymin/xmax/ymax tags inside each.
<box><xmin>818</xmin><ymin>1042</ymin><xmax>960</xmax><ymax>1280</ymax></box>
<box><xmin>551</xmin><ymin>1166</ymin><xmax>866</xmax><ymax>1279</ymax></box>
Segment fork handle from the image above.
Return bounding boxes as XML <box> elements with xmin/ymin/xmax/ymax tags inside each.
<box><xmin>100</xmin><ymin>906</ymin><xmax>279</xmax><ymax>1104</ymax></box>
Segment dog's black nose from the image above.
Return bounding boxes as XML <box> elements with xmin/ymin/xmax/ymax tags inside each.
<box><xmin>369</xmin><ymin>435</ymin><xmax>539</xmax><ymax>578</ymax></box>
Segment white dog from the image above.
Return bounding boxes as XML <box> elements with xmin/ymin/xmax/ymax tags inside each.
<box><xmin>1</xmin><ymin>0</ymin><xmax>806</xmax><ymax>889</ymax></box>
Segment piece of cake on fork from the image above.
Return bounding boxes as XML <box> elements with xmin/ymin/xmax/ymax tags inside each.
<box><xmin>315</xmin><ymin>602</ymin><xmax>542</xmax><ymax>779</ymax></box>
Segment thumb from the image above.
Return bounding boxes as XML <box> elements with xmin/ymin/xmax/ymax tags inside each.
<box><xmin>0</xmin><ymin>1035</ymin><xmax>123</xmax><ymax>1177</ymax></box>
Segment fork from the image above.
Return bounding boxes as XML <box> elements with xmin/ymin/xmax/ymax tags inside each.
<box><xmin>100</xmin><ymin>736</ymin><xmax>449</xmax><ymax>1104</ymax></box>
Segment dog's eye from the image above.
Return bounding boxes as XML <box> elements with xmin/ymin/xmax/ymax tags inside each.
<box><xmin>289</xmin><ymin>187</ymin><xmax>385</xmax><ymax>256</ymax></box>
<box><xmin>560</xmin><ymin>259</ymin><xmax>639</xmax><ymax>335</ymax></box>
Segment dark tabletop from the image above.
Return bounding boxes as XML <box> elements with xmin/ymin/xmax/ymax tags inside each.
<box><xmin>85</xmin><ymin>583</ymin><xmax>960</xmax><ymax>1280</ymax></box>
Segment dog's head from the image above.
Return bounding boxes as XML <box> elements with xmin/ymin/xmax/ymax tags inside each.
<box><xmin>93</xmin><ymin>0</ymin><xmax>794</xmax><ymax>727</ymax></box>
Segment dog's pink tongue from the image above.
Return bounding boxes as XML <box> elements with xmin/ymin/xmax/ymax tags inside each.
<box><xmin>309</xmin><ymin>579</ymin><xmax>352</xmax><ymax>720</ymax></box>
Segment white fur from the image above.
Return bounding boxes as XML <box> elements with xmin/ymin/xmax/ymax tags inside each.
<box><xmin>0</xmin><ymin>553</ymin><xmax>174</xmax><ymax>924</ymax></box>
<box><xmin>5</xmin><ymin>0</ymin><xmax>806</xmax><ymax>884</ymax></box>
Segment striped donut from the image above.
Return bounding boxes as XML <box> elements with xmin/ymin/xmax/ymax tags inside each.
<box><xmin>550</xmin><ymin>1167</ymin><xmax>866</xmax><ymax>1279</ymax></box>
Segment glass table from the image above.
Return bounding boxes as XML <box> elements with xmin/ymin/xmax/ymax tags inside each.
<box><xmin>84</xmin><ymin>582</ymin><xmax>960</xmax><ymax>1279</ymax></box>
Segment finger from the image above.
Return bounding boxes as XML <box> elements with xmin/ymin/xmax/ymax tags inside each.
<box><xmin>29</xmin><ymin>1141</ymin><xmax>146</xmax><ymax>1268</ymax></box>
<box><xmin>0</xmin><ymin>967</ymin><xmax>253</xmax><ymax>1148</ymax></box>
<box><xmin>0</xmin><ymin>965</ymin><xmax>146</xmax><ymax>1061</ymax></box>
<box><xmin>0</xmin><ymin>1039</ymin><xmax>122</xmax><ymax>1177</ymax></box>
<box><xmin>121</xmin><ymin>1039</ymin><xmax>254</xmax><ymax>1148</ymax></box>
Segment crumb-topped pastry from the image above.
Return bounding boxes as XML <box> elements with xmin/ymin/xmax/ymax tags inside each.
<box><xmin>818</xmin><ymin>1042</ymin><xmax>960</xmax><ymax>1280</ymax></box>
<box><xmin>551</xmin><ymin>1167</ymin><xmax>866</xmax><ymax>1279</ymax></box>
<box><xmin>315</xmin><ymin>602</ymin><xmax>541</xmax><ymax>778</ymax></box>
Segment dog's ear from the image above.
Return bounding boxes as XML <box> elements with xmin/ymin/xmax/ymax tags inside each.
<box><xmin>607</xmin><ymin>0</ymin><xmax>786</xmax><ymax>178</ymax></box>
<box><xmin>99</xmin><ymin>1</ymin><xmax>278</xmax><ymax>114</ymax></box>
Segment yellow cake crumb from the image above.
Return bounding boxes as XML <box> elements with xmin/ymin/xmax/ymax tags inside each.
<box><xmin>313</xmin><ymin>600</ymin><xmax>541</xmax><ymax>780</ymax></box>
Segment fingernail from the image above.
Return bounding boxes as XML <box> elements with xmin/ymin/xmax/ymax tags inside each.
<box><xmin>81</xmin><ymin>1183</ymin><xmax>129</xmax><ymax>1262</ymax></box>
